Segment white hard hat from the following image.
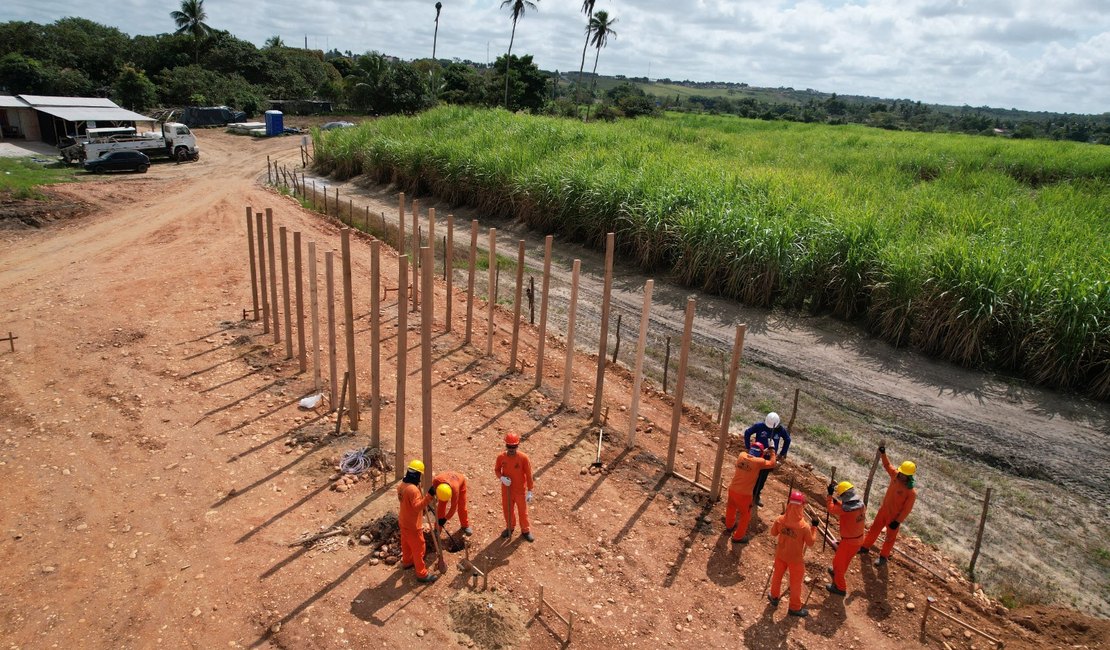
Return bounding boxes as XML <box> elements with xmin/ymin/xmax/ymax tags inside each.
<box><xmin>765</xmin><ymin>412</ymin><xmax>781</xmax><ymax>428</ymax></box>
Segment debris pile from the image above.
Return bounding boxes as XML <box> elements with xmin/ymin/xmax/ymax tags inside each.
<box><xmin>448</xmin><ymin>591</ymin><xmax>529</xmax><ymax>650</ymax></box>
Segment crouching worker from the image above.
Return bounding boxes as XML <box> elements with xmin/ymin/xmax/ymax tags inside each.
<box><xmin>396</xmin><ymin>459</ymin><xmax>438</xmax><ymax>583</ymax></box>
<box><xmin>768</xmin><ymin>490</ymin><xmax>818</xmax><ymax>617</ymax></box>
<box><xmin>726</xmin><ymin>442</ymin><xmax>776</xmax><ymax>544</ymax></box>
<box><xmin>431</xmin><ymin>470</ymin><xmax>472</xmax><ymax>536</ymax></box>
<box><xmin>826</xmin><ymin>481</ymin><xmax>866</xmax><ymax>596</ymax></box>
<box><xmin>859</xmin><ymin>445</ymin><xmax>917</xmax><ymax>567</ymax></box>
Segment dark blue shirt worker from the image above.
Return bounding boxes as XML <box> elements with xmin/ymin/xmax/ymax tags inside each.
<box><xmin>744</xmin><ymin>412</ymin><xmax>792</xmax><ymax>506</ymax></box>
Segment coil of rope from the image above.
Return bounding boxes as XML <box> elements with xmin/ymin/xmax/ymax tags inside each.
<box><xmin>340</xmin><ymin>447</ymin><xmax>372</xmax><ymax>475</ymax></box>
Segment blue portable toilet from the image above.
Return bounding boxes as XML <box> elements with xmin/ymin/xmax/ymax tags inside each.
<box><xmin>264</xmin><ymin>110</ymin><xmax>284</xmax><ymax>136</ymax></box>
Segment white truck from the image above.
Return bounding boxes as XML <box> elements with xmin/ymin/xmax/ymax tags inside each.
<box><xmin>60</xmin><ymin>122</ymin><xmax>200</xmax><ymax>164</ymax></box>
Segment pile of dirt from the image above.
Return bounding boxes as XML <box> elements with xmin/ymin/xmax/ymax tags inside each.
<box><xmin>1011</xmin><ymin>605</ymin><xmax>1110</xmax><ymax>647</ymax></box>
<box><xmin>448</xmin><ymin>591</ymin><xmax>529</xmax><ymax>650</ymax></box>
<box><xmin>0</xmin><ymin>191</ymin><xmax>87</xmax><ymax>229</ymax></box>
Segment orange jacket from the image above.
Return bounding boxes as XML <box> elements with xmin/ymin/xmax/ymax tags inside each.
<box><xmin>728</xmin><ymin>450</ymin><xmax>776</xmax><ymax>496</ymax></box>
<box><xmin>495</xmin><ymin>450</ymin><xmax>533</xmax><ymax>494</ymax></box>
<box><xmin>397</xmin><ymin>481</ymin><xmax>433</xmax><ymax>532</ymax></box>
<box><xmin>827</xmin><ymin>495</ymin><xmax>867</xmax><ymax>539</ymax></box>
<box><xmin>770</xmin><ymin>501</ymin><xmax>817</xmax><ymax>564</ymax></box>
<box><xmin>878</xmin><ymin>453</ymin><xmax>917</xmax><ymax>522</ymax></box>
<box><xmin>431</xmin><ymin>471</ymin><xmax>466</xmax><ymax>520</ymax></box>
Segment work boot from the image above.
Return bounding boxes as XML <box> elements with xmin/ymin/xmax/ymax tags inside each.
<box><xmin>500</xmin><ymin>528</ymin><xmax>512</xmax><ymax>539</ymax></box>
<box><xmin>874</xmin><ymin>556</ymin><xmax>888</xmax><ymax>567</ymax></box>
<box><xmin>401</xmin><ymin>563</ymin><xmax>414</xmax><ymax>570</ymax></box>
<box><xmin>826</xmin><ymin>584</ymin><xmax>846</xmax><ymax>596</ymax></box>
<box><xmin>522</xmin><ymin>531</ymin><xmax>535</xmax><ymax>543</ymax></box>
<box><xmin>788</xmin><ymin>608</ymin><xmax>809</xmax><ymax>617</ymax></box>
<box><xmin>416</xmin><ymin>573</ymin><xmax>438</xmax><ymax>583</ymax></box>
<box><xmin>767</xmin><ymin>594</ymin><xmax>780</xmax><ymax>607</ymax></box>
<box><xmin>827</xmin><ymin>566</ymin><xmax>834</xmax><ymax>577</ymax></box>
<box><xmin>857</xmin><ymin>546</ymin><xmax>870</xmax><ymax>555</ymax></box>
<box><xmin>462</xmin><ymin>527</ymin><xmax>474</xmax><ymax>536</ymax></box>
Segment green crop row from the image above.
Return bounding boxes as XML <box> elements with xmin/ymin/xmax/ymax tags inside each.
<box><xmin>313</xmin><ymin>106</ymin><xmax>1110</xmax><ymax>398</ymax></box>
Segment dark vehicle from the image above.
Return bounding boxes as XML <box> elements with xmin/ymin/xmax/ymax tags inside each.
<box><xmin>84</xmin><ymin>151</ymin><xmax>150</xmax><ymax>174</ymax></box>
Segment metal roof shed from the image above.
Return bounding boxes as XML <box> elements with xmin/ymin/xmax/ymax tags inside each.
<box><xmin>15</xmin><ymin>95</ymin><xmax>155</xmax><ymax>146</ymax></box>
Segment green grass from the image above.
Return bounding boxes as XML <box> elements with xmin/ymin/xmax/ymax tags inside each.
<box><xmin>804</xmin><ymin>424</ymin><xmax>854</xmax><ymax>446</ymax></box>
<box><xmin>0</xmin><ymin>157</ymin><xmax>79</xmax><ymax>199</ymax></box>
<box><xmin>313</xmin><ymin>107</ymin><xmax>1110</xmax><ymax>397</ymax></box>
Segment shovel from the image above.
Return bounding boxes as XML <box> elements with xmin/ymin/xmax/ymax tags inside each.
<box><xmin>423</xmin><ymin>509</ymin><xmax>448</xmax><ymax>573</ymax></box>
<box><xmin>588</xmin><ymin>427</ymin><xmax>604</xmax><ymax>474</ymax></box>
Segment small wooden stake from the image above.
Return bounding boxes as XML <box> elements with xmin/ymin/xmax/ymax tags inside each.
<box><xmin>710</xmin><ymin>324</ymin><xmax>747</xmax><ymax>498</ymax></box>
<box><xmin>592</xmin><ymin>232</ymin><xmax>615</xmax><ymax>424</ymax></box>
<box><xmin>485</xmin><ymin>228</ymin><xmax>497</xmax><ymax>356</ymax></box>
<box><xmin>509</xmin><ymin>240</ymin><xmax>526</xmax><ymax>372</ymax></box>
<box><xmin>528</xmin><ymin>277</ymin><xmax>535</xmax><ymax>324</ymax></box>
<box><xmin>246</xmin><ymin>206</ymin><xmax>259</xmax><ymax>320</ymax></box>
<box><xmin>562</xmin><ymin>259</ymin><xmax>581</xmax><ymax>406</ymax></box>
<box><xmin>420</xmin><ymin>246</ymin><xmax>434</xmax><ymax>486</ymax></box>
<box><xmin>266</xmin><ymin>209</ymin><xmax>280</xmax><ymax>343</ymax></box>
<box><xmin>535</xmin><ymin>235</ymin><xmax>553</xmax><ymax>388</ymax></box>
<box><xmin>787</xmin><ymin>387</ymin><xmax>801</xmax><ymax>430</ymax></box>
<box><xmin>969</xmin><ymin>487</ymin><xmax>992</xmax><ymax>577</ymax></box>
<box><xmin>266</xmin><ymin>156</ymin><xmax>271</xmax><ymax>184</ymax></box>
<box><xmin>666</xmin><ymin>298</ymin><xmax>695</xmax><ymax>474</ymax></box>
<box><xmin>255</xmin><ymin>212</ymin><xmax>270</xmax><ymax>333</ymax></box>
<box><xmin>863</xmin><ymin>440</ymin><xmax>886</xmax><ymax>508</ymax></box>
<box><xmin>445</xmin><ymin>214</ymin><xmax>454</xmax><ymax>332</ymax></box>
<box><xmin>370</xmin><ymin>239</ymin><xmax>381</xmax><ymax>449</ymax></box>
<box><xmin>326</xmin><ymin>252</ymin><xmax>338</xmax><ymax>411</ymax></box>
<box><xmin>663</xmin><ymin>335</ymin><xmax>671</xmax><ymax>393</ymax></box>
<box><xmin>626</xmin><ymin>280</ymin><xmax>654</xmax><ymax>448</ymax></box>
<box><xmin>308</xmin><ymin>242</ymin><xmax>321</xmax><ymax>393</ymax></box>
<box><xmin>294</xmin><ymin>231</ymin><xmax>306</xmax><ymax>372</ymax></box>
<box><xmin>465</xmin><ymin>220</ymin><xmax>478</xmax><ymax>345</ymax></box>
<box><xmin>340</xmin><ymin>228</ymin><xmax>360</xmax><ymax>430</ymax></box>
<box><xmin>398</xmin><ymin>192</ymin><xmax>406</xmax><ymax>254</ymax></box>
<box><xmin>612</xmin><ymin>313</ymin><xmax>622</xmax><ymax>363</ymax></box>
<box><xmin>280</xmin><ymin>227</ymin><xmax>294</xmax><ymax>360</ymax></box>
<box><xmin>396</xmin><ymin>255</ymin><xmax>409</xmax><ymax>481</ymax></box>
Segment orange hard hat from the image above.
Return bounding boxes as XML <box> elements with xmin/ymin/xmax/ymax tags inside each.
<box><xmin>504</xmin><ymin>432</ymin><xmax>521</xmax><ymax>446</ymax></box>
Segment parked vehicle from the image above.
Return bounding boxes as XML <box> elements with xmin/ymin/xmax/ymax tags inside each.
<box><xmin>83</xmin><ymin>151</ymin><xmax>150</xmax><ymax>174</ymax></box>
<box><xmin>61</xmin><ymin>122</ymin><xmax>200</xmax><ymax>164</ymax></box>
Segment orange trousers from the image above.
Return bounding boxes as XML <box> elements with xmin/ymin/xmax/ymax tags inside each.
<box><xmin>725</xmin><ymin>490</ymin><xmax>754</xmax><ymax>541</ymax></box>
<box><xmin>862</xmin><ymin>509</ymin><xmax>900</xmax><ymax>558</ymax></box>
<box><xmin>501</xmin><ymin>486</ymin><xmax>530</xmax><ymax>533</ymax></box>
<box><xmin>399</xmin><ymin>528</ymin><xmax>428</xmax><ymax>578</ymax></box>
<box><xmin>770</xmin><ymin>557</ymin><xmax>805</xmax><ymax>611</ymax></box>
<box><xmin>832</xmin><ymin>538</ymin><xmax>862</xmax><ymax>591</ymax></box>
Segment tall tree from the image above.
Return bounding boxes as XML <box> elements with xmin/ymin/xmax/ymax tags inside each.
<box><xmin>171</xmin><ymin>0</ymin><xmax>211</xmax><ymax>64</ymax></box>
<box><xmin>432</xmin><ymin>2</ymin><xmax>443</xmax><ymax>59</ymax></box>
<box><xmin>500</xmin><ymin>0</ymin><xmax>537</xmax><ymax>109</ymax></box>
<box><xmin>584</xmin><ymin>10</ymin><xmax>616</xmax><ymax>122</ymax></box>
<box><xmin>264</xmin><ymin>35</ymin><xmax>284</xmax><ymax>49</ymax></box>
<box><xmin>575</xmin><ymin>0</ymin><xmax>595</xmax><ymax>110</ymax></box>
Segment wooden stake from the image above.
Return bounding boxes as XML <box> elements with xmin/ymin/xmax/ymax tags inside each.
<box><xmin>465</xmin><ymin>220</ymin><xmax>478</xmax><ymax>345</ymax></box>
<box><xmin>969</xmin><ymin>487</ymin><xmax>992</xmax><ymax>577</ymax></box>
<box><xmin>340</xmin><ymin>228</ymin><xmax>360</xmax><ymax>430</ymax></box>
<box><xmin>592</xmin><ymin>232</ymin><xmax>615</xmax><ymax>424</ymax></box>
<box><xmin>308</xmin><ymin>242</ymin><xmax>321</xmax><ymax>393</ymax></box>
<box><xmin>420</xmin><ymin>246</ymin><xmax>434</xmax><ymax>487</ymax></box>
<box><xmin>370</xmin><ymin>239</ymin><xmax>382</xmax><ymax>449</ymax></box>
<box><xmin>535</xmin><ymin>235</ymin><xmax>553</xmax><ymax>388</ymax></box>
<box><xmin>266</xmin><ymin>155</ymin><xmax>271</xmax><ymax>184</ymax></box>
<box><xmin>528</xmin><ymin>277</ymin><xmax>535</xmax><ymax>324</ymax></box>
<box><xmin>786</xmin><ymin>388</ymin><xmax>801</xmax><ymax>430</ymax></box>
<box><xmin>266</xmin><ymin>209</ymin><xmax>280</xmax><ymax>343</ymax></box>
<box><xmin>863</xmin><ymin>440</ymin><xmax>886</xmax><ymax>508</ymax></box>
<box><xmin>246</xmin><ymin>206</ymin><xmax>259</xmax><ymax>320</ymax></box>
<box><xmin>255</xmin><ymin>212</ymin><xmax>269</xmax><ymax>333</ymax></box>
<box><xmin>626</xmin><ymin>280</ymin><xmax>654</xmax><ymax>449</ymax></box>
<box><xmin>509</xmin><ymin>240</ymin><xmax>526</xmax><ymax>372</ymax></box>
<box><xmin>280</xmin><ymin>227</ymin><xmax>293</xmax><ymax>360</ymax></box>
<box><xmin>294</xmin><ymin>232</ymin><xmax>306</xmax><ymax>372</ymax></box>
<box><xmin>562</xmin><ymin>259</ymin><xmax>581</xmax><ymax>406</ymax></box>
<box><xmin>398</xmin><ymin>192</ymin><xmax>405</xmax><ymax>254</ymax></box>
<box><xmin>396</xmin><ymin>255</ymin><xmax>409</xmax><ymax>481</ymax></box>
<box><xmin>612</xmin><ymin>313</ymin><xmax>622</xmax><ymax>363</ymax></box>
<box><xmin>485</xmin><ymin>228</ymin><xmax>497</xmax><ymax>356</ymax></box>
<box><xmin>666</xmin><ymin>298</ymin><xmax>695</xmax><ymax>474</ymax></box>
<box><xmin>663</xmin><ymin>335</ymin><xmax>671</xmax><ymax>393</ymax></box>
<box><xmin>445</xmin><ymin>214</ymin><xmax>454</xmax><ymax>332</ymax></box>
<box><xmin>710</xmin><ymin>324</ymin><xmax>747</xmax><ymax>498</ymax></box>
<box><xmin>326</xmin><ymin>252</ymin><xmax>338</xmax><ymax>411</ymax></box>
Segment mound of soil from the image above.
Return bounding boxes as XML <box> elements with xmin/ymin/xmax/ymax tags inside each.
<box><xmin>448</xmin><ymin>590</ymin><xmax>529</xmax><ymax>650</ymax></box>
<box><xmin>1011</xmin><ymin>605</ymin><xmax>1110</xmax><ymax>647</ymax></box>
<box><xmin>0</xmin><ymin>190</ymin><xmax>87</xmax><ymax>229</ymax></box>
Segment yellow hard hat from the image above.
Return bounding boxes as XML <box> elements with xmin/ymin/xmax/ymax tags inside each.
<box><xmin>835</xmin><ymin>481</ymin><xmax>854</xmax><ymax>496</ymax></box>
<box><xmin>898</xmin><ymin>461</ymin><xmax>916</xmax><ymax>476</ymax></box>
<box><xmin>407</xmin><ymin>459</ymin><xmax>425</xmax><ymax>473</ymax></box>
<box><xmin>436</xmin><ymin>483</ymin><xmax>453</xmax><ymax>502</ymax></box>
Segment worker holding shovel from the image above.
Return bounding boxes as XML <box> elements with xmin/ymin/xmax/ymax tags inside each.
<box><xmin>768</xmin><ymin>490</ymin><xmax>819</xmax><ymax>617</ymax></box>
<box><xmin>396</xmin><ymin>459</ymin><xmax>438</xmax><ymax>583</ymax></box>
<box><xmin>431</xmin><ymin>470</ymin><xmax>472</xmax><ymax>536</ymax></box>
<box><xmin>825</xmin><ymin>480</ymin><xmax>867</xmax><ymax>596</ymax></box>
<box><xmin>495</xmin><ymin>432</ymin><xmax>535</xmax><ymax>542</ymax></box>
<box><xmin>859</xmin><ymin>445</ymin><xmax>917</xmax><ymax>567</ymax></box>
<box><xmin>725</xmin><ymin>442</ymin><xmax>776</xmax><ymax>544</ymax></box>
<box><xmin>744</xmin><ymin>412</ymin><xmax>792</xmax><ymax>507</ymax></box>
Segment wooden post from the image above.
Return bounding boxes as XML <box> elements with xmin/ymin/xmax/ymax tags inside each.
<box><xmin>562</xmin><ymin>259</ymin><xmax>581</xmax><ymax>405</ymax></box>
<box><xmin>312</xmin><ymin>182</ymin><xmax>316</xmax><ymax>211</ymax></box>
<box><xmin>710</xmin><ymin>324</ymin><xmax>747</xmax><ymax>498</ymax></box>
<box><xmin>336</xmin><ymin>188</ymin><xmax>340</xmax><ymax>222</ymax></box>
<box><xmin>266</xmin><ymin>209</ymin><xmax>280</xmax><ymax>343</ymax></box>
<box><xmin>509</xmin><ymin>240</ymin><xmax>526</xmax><ymax>372</ymax></box>
<box><xmin>365</xmin><ymin>205</ymin><xmax>370</xmax><ymax>232</ymax></box>
<box><xmin>308</xmin><ymin>242</ymin><xmax>321</xmax><ymax>393</ymax></box>
<box><xmin>326</xmin><ymin>252</ymin><xmax>338</xmax><ymax>411</ymax></box>
<box><xmin>420</xmin><ymin>246</ymin><xmax>434</xmax><ymax>487</ymax></box>
<box><xmin>280</xmin><ymin>227</ymin><xmax>294</xmax><ymax>360</ymax></box>
<box><xmin>398</xmin><ymin>192</ymin><xmax>406</xmax><ymax>254</ymax></box>
<box><xmin>626</xmin><ymin>280</ymin><xmax>654</xmax><ymax>449</ymax></box>
<box><xmin>969</xmin><ymin>487</ymin><xmax>992</xmax><ymax>576</ymax></box>
<box><xmin>465</xmin><ymin>220</ymin><xmax>478</xmax><ymax>345</ymax></box>
<box><xmin>370</xmin><ymin>239</ymin><xmax>382</xmax><ymax>449</ymax></box>
<box><xmin>666</xmin><ymin>299</ymin><xmax>695</xmax><ymax>474</ymax></box>
<box><xmin>528</xmin><ymin>277</ymin><xmax>535</xmax><ymax>324</ymax></box>
<box><xmin>535</xmin><ymin>235</ymin><xmax>552</xmax><ymax>388</ymax></box>
<box><xmin>612</xmin><ymin>313</ymin><xmax>622</xmax><ymax>363</ymax></box>
<box><xmin>340</xmin><ymin>229</ymin><xmax>360</xmax><ymax>430</ymax></box>
<box><xmin>266</xmin><ymin>156</ymin><xmax>271</xmax><ymax>184</ymax></box>
<box><xmin>863</xmin><ymin>440</ymin><xmax>886</xmax><ymax>508</ymax></box>
<box><xmin>294</xmin><ymin>232</ymin><xmax>307</xmax><ymax>372</ymax></box>
<box><xmin>396</xmin><ymin>255</ymin><xmax>409</xmax><ymax>481</ymax></box>
<box><xmin>786</xmin><ymin>388</ymin><xmax>801</xmax><ymax>430</ymax></box>
<box><xmin>427</xmin><ymin>208</ymin><xmax>436</xmax><ymax>328</ymax></box>
<box><xmin>246</xmin><ymin>207</ymin><xmax>260</xmax><ymax>320</ymax></box>
<box><xmin>255</xmin><ymin>212</ymin><xmax>270</xmax><ymax>333</ymax></box>
<box><xmin>592</xmin><ymin>232</ymin><xmax>615</xmax><ymax>424</ymax></box>
<box><xmin>411</xmin><ymin>200</ymin><xmax>419</xmax><ymax>312</ymax></box>
<box><xmin>485</xmin><ymin>228</ymin><xmax>497</xmax><ymax>356</ymax></box>
<box><xmin>663</xmin><ymin>335</ymin><xmax>671</xmax><ymax>393</ymax></box>
<box><xmin>445</xmin><ymin>214</ymin><xmax>454</xmax><ymax>333</ymax></box>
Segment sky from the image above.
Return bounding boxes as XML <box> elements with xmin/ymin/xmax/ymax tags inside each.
<box><xmin>7</xmin><ymin>0</ymin><xmax>1110</xmax><ymax>114</ymax></box>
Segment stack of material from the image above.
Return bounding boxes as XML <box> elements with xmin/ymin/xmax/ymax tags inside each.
<box><xmin>226</xmin><ymin>122</ymin><xmax>267</xmax><ymax>136</ymax></box>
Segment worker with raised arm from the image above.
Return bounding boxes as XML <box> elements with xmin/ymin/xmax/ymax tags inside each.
<box><xmin>768</xmin><ymin>490</ymin><xmax>819</xmax><ymax>617</ymax></box>
<box><xmin>396</xmin><ymin>459</ymin><xmax>438</xmax><ymax>583</ymax></box>
<box><xmin>744</xmin><ymin>412</ymin><xmax>792</xmax><ymax>507</ymax></box>
<box><xmin>495</xmin><ymin>432</ymin><xmax>535</xmax><ymax>542</ymax></box>
<box><xmin>859</xmin><ymin>444</ymin><xmax>917</xmax><ymax>566</ymax></box>
<box><xmin>725</xmin><ymin>442</ymin><xmax>776</xmax><ymax>544</ymax></box>
<box><xmin>825</xmin><ymin>480</ymin><xmax>867</xmax><ymax>595</ymax></box>
<box><xmin>430</xmin><ymin>470</ymin><xmax>472</xmax><ymax>535</ymax></box>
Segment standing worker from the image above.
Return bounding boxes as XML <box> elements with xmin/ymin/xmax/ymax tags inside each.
<box><xmin>768</xmin><ymin>490</ymin><xmax>819</xmax><ymax>617</ymax></box>
<box><xmin>744</xmin><ymin>412</ymin><xmax>792</xmax><ymax>507</ymax></box>
<box><xmin>396</xmin><ymin>459</ymin><xmax>438</xmax><ymax>583</ymax></box>
<box><xmin>430</xmin><ymin>470</ymin><xmax>472</xmax><ymax>535</ymax></box>
<box><xmin>495</xmin><ymin>433</ymin><xmax>535</xmax><ymax>542</ymax></box>
<box><xmin>825</xmin><ymin>480</ymin><xmax>867</xmax><ymax>595</ymax></box>
<box><xmin>725</xmin><ymin>442</ymin><xmax>776</xmax><ymax>544</ymax></box>
<box><xmin>859</xmin><ymin>445</ymin><xmax>917</xmax><ymax>567</ymax></box>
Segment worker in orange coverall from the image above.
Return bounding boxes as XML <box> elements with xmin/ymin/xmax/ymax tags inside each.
<box><xmin>859</xmin><ymin>444</ymin><xmax>917</xmax><ymax>567</ymax></box>
<box><xmin>430</xmin><ymin>470</ymin><xmax>472</xmax><ymax>536</ymax></box>
<box><xmin>725</xmin><ymin>442</ymin><xmax>776</xmax><ymax>544</ymax></box>
<box><xmin>825</xmin><ymin>480</ymin><xmax>867</xmax><ymax>596</ymax></box>
<box><xmin>494</xmin><ymin>432</ymin><xmax>535</xmax><ymax>542</ymax></box>
<box><xmin>768</xmin><ymin>490</ymin><xmax>819</xmax><ymax>617</ymax></box>
<box><xmin>396</xmin><ymin>459</ymin><xmax>438</xmax><ymax>583</ymax></box>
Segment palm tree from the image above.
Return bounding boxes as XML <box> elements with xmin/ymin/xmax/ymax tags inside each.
<box><xmin>171</xmin><ymin>0</ymin><xmax>211</xmax><ymax>64</ymax></box>
<box><xmin>433</xmin><ymin>2</ymin><xmax>443</xmax><ymax>59</ymax></box>
<box><xmin>575</xmin><ymin>0</ymin><xmax>596</xmax><ymax>110</ymax></box>
<box><xmin>585</xmin><ymin>10</ymin><xmax>616</xmax><ymax>122</ymax></box>
<box><xmin>501</xmin><ymin>0</ymin><xmax>538</xmax><ymax>109</ymax></box>
<box><xmin>264</xmin><ymin>35</ymin><xmax>284</xmax><ymax>49</ymax></box>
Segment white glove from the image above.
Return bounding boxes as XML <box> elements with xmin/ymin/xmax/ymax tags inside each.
<box><xmin>500</xmin><ymin>476</ymin><xmax>511</xmax><ymax>487</ymax></box>
<box><xmin>526</xmin><ymin>490</ymin><xmax>533</xmax><ymax>504</ymax></box>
